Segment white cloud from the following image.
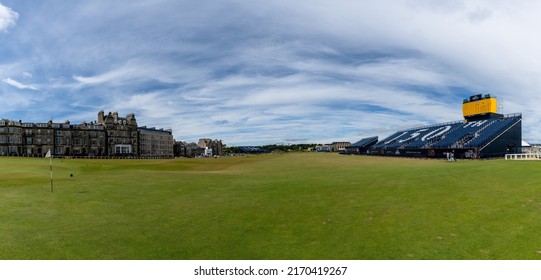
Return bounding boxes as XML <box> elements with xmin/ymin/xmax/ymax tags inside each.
<box><xmin>2</xmin><ymin>77</ymin><xmax>38</xmax><ymax>90</ymax></box>
<box><xmin>3</xmin><ymin>1</ymin><xmax>541</xmax><ymax>145</ymax></box>
<box><xmin>73</xmin><ymin>65</ymin><xmax>140</xmax><ymax>85</ymax></box>
<box><xmin>72</xmin><ymin>59</ymin><xmax>197</xmax><ymax>88</ymax></box>
<box><xmin>0</xmin><ymin>3</ymin><xmax>17</xmax><ymax>31</ymax></box>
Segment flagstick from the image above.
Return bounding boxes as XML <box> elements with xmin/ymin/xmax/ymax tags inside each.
<box><xmin>46</xmin><ymin>149</ymin><xmax>53</xmax><ymax>192</ymax></box>
<box><xmin>50</xmin><ymin>155</ymin><xmax>53</xmax><ymax>193</ymax></box>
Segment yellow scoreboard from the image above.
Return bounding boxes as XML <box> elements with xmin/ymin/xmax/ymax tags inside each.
<box><xmin>462</xmin><ymin>94</ymin><xmax>497</xmax><ymax>118</ymax></box>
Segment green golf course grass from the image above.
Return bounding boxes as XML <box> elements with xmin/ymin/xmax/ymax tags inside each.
<box><xmin>1</xmin><ymin>153</ymin><xmax>540</xmax><ymax>259</ymax></box>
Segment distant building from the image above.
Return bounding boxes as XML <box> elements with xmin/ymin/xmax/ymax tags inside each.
<box><xmin>204</xmin><ymin>147</ymin><xmax>213</xmax><ymax>157</ymax></box>
<box><xmin>0</xmin><ymin>111</ymin><xmax>232</xmax><ymax>159</ymax></box>
<box><xmin>0</xmin><ymin>119</ymin><xmax>27</xmax><ymax>156</ymax></box>
<box><xmin>174</xmin><ymin>141</ymin><xmax>203</xmax><ymax>158</ymax></box>
<box><xmin>72</xmin><ymin>121</ymin><xmax>107</xmax><ymax>156</ymax></box>
<box><xmin>530</xmin><ymin>144</ymin><xmax>541</xmax><ymax>154</ymax></box>
<box><xmin>315</xmin><ymin>145</ymin><xmax>333</xmax><ymax>152</ymax></box>
<box><xmin>173</xmin><ymin>141</ymin><xmax>188</xmax><ymax>157</ymax></box>
<box><xmin>331</xmin><ymin>142</ymin><xmax>351</xmax><ymax>152</ymax></box>
<box><xmin>138</xmin><ymin>126</ymin><xmax>174</xmax><ymax>158</ymax></box>
<box><xmin>198</xmin><ymin>138</ymin><xmax>224</xmax><ymax>157</ymax></box>
<box><xmin>172</xmin><ymin>138</ymin><xmax>224</xmax><ymax>158</ymax></box>
<box><xmin>0</xmin><ymin>111</ymin><xmax>173</xmax><ymax>158</ymax></box>
<box><xmin>97</xmin><ymin>111</ymin><xmax>138</xmax><ymax>156</ymax></box>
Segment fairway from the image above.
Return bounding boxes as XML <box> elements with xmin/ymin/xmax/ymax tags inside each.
<box><xmin>1</xmin><ymin>153</ymin><xmax>541</xmax><ymax>260</ymax></box>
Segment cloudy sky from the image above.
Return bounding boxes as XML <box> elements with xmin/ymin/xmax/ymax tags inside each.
<box><xmin>0</xmin><ymin>1</ymin><xmax>540</xmax><ymax>145</ymax></box>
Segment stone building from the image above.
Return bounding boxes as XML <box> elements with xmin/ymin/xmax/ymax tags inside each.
<box><xmin>138</xmin><ymin>126</ymin><xmax>174</xmax><ymax>158</ymax></box>
<box><xmin>71</xmin><ymin>122</ymin><xmax>106</xmax><ymax>156</ymax></box>
<box><xmin>52</xmin><ymin>121</ymin><xmax>72</xmax><ymax>156</ymax></box>
<box><xmin>331</xmin><ymin>141</ymin><xmax>351</xmax><ymax>152</ymax></box>
<box><xmin>0</xmin><ymin>111</ymin><xmax>173</xmax><ymax>158</ymax></box>
<box><xmin>173</xmin><ymin>141</ymin><xmax>202</xmax><ymax>158</ymax></box>
<box><xmin>30</xmin><ymin>122</ymin><xmax>54</xmax><ymax>156</ymax></box>
<box><xmin>97</xmin><ymin>111</ymin><xmax>139</xmax><ymax>156</ymax></box>
<box><xmin>0</xmin><ymin>119</ymin><xmax>25</xmax><ymax>156</ymax></box>
<box><xmin>197</xmin><ymin>138</ymin><xmax>224</xmax><ymax>157</ymax></box>
<box><xmin>22</xmin><ymin>122</ymin><xmax>38</xmax><ymax>155</ymax></box>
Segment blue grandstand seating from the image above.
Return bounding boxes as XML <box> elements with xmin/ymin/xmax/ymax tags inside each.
<box><xmin>373</xmin><ymin>121</ymin><xmax>463</xmax><ymax>149</ymax></box>
<box><xmin>406</xmin><ymin>122</ymin><xmax>462</xmax><ymax>149</ymax></box>
<box><xmin>432</xmin><ymin>119</ymin><xmax>494</xmax><ymax>149</ymax></box>
<box><xmin>373</xmin><ymin>114</ymin><xmax>521</xmax><ymax>151</ymax></box>
<box><xmin>238</xmin><ymin>146</ymin><xmax>269</xmax><ymax>153</ymax></box>
<box><xmin>465</xmin><ymin>116</ymin><xmax>520</xmax><ymax>148</ymax></box>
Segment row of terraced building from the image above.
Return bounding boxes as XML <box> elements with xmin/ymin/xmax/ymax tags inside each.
<box><xmin>0</xmin><ymin>111</ymin><xmax>175</xmax><ymax>158</ymax></box>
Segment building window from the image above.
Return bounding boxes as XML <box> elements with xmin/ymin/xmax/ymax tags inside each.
<box><xmin>115</xmin><ymin>144</ymin><xmax>132</xmax><ymax>154</ymax></box>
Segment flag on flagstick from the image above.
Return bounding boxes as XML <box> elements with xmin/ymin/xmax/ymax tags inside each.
<box><xmin>45</xmin><ymin>149</ymin><xmax>53</xmax><ymax>192</ymax></box>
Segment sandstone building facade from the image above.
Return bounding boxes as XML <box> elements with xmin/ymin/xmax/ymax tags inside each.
<box><xmin>139</xmin><ymin>126</ymin><xmax>174</xmax><ymax>158</ymax></box>
<box><xmin>0</xmin><ymin>111</ymin><xmax>173</xmax><ymax>158</ymax></box>
<box><xmin>98</xmin><ymin>111</ymin><xmax>139</xmax><ymax>155</ymax></box>
<box><xmin>174</xmin><ymin>138</ymin><xmax>224</xmax><ymax>158</ymax></box>
<box><xmin>198</xmin><ymin>138</ymin><xmax>224</xmax><ymax>157</ymax></box>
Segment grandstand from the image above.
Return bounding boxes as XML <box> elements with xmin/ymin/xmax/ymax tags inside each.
<box><xmin>238</xmin><ymin>146</ymin><xmax>270</xmax><ymax>154</ymax></box>
<box><xmin>345</xmin><ymin>136</ymin><xmax>378</xmax><ymax>155</ymax></box>
<box><xmin>369</xmin><ymin>94</ymin><xmax>522</xmax><ymax>159</ymax></box>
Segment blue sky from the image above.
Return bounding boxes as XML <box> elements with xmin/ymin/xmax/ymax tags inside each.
<box><xmin>1</xmin><ymin>1</ymin><xmax>541</xmax><ymax>145</ymax></box>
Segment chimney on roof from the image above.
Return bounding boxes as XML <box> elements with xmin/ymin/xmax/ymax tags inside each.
<box><xmin>98</xmin><ymin>110</ymin><xmax>105</xmax><ymax>125</ymax></box>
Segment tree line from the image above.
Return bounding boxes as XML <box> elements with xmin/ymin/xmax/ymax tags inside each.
<box><xmin>225</xmin><ymin>144</ymin><xmax>320</xmax><ymax>154</ymax></box>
